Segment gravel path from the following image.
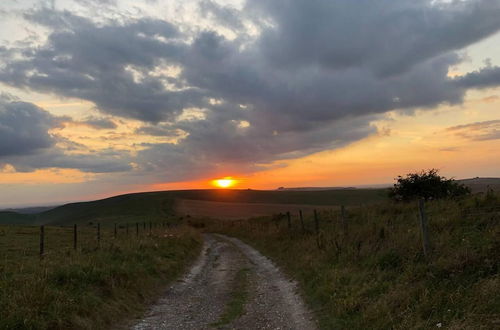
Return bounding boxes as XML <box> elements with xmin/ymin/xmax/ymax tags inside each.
<box><xmin>132</xmin><ymin>234</ymin><xmax>317</xmax><ymax>330</ymax></box>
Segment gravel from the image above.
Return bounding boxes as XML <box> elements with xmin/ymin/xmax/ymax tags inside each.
<box><xmin>132</xmin><ymin>234</ymin><xmax>317</xmax><ymax>330</ymax></box>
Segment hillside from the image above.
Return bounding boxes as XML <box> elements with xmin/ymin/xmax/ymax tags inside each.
<box><xmin>0</xmin><ymin>188</ymin><xmax>388</xmax><ymax>226</ymax></box>
<box><xmin>0</xmin><ymin>211</ymin><xmax>36</xmax><ymax>225</ymax></box>
<box><xmin>458</xmin><ymin>177</ymin><xmax>500</xmax><ymax>193</ymax></box>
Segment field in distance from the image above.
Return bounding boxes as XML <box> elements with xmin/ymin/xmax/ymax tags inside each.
<box><xmin>0</xmin><ymin>188</ymin><xmax>388</xmax><ymax>225</ymax></box>
<box><xmin>1</xmin><ymin>177</ymin><xmax>498</xmax><ymax>226</ymax></box>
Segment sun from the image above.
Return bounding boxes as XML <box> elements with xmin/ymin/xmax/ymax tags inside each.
<box><xmin>212</xmin><ymin>177</ymin><xmax>237</xmax><ymax>188</ymax></box>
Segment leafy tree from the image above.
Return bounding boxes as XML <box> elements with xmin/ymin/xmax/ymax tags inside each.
<box><xmin>389</xmin><ymin>169</ymin><xmax>470</xmax><ymax>201</ymax></box>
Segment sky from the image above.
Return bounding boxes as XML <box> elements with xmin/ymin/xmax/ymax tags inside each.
<box><xmin>0</xmin><ymin>0</ymin><xmax>499</xmax><ymax>207</ymax></box>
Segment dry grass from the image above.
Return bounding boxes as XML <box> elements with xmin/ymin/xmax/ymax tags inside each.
<box><xmin>198</xmin><ymin>192</ymin><xmax>500</xmax><ymax>329</ymax></box>
<box><xmin>175</xmin><ymin>199</ymin><xmax>336</xmax><ymax>219</ymax></box>
<box><xmin>0</xmin><ymin>224</ymin><xmax>202</xmax><ymax>329</ymax></box>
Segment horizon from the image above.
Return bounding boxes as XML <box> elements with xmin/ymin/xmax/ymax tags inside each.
<box><xmin>1</xmin><ymin>0</ymin><xmax>500</xmax><ymax>207</ymax></box>
<box><xmin>3</xmin><ymin>175</ymin><xmax>497</xmax><ymax>209</ymax></box>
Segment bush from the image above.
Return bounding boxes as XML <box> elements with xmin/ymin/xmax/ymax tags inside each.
<box><xmin>389</xmin><ymin>169</ymin><xmax>470</xmax><ymax>201</ymax></box>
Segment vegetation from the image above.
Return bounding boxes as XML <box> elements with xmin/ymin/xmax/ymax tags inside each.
<box><xmin>389</xmin><ymin>169</ymin><xmax>471</xmax><ymax>201</ymax></box>
<box><xmin>0</xmin><ymin>224</ymin><xmax>201</xmax><ymax>329</ymax></box>
<box><xmin>198</xmin><ymin>192</ymin><xmax>500</xmax><ymax>329</ymax></box>
<box><xmin>0</xmin><ymin>188</ymin><xmax>388</xmax><ymax>226</ymax></box>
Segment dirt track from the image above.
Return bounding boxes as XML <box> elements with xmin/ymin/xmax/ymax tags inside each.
<box><xmin>175</xmin><ymin>199</ymin><xmax>336</xmax><ymax>219</ymax></box>
<box><xmin>132</xmin><ymin>234</ymin><xmax>316</xmax><ymax>330</ymax></box>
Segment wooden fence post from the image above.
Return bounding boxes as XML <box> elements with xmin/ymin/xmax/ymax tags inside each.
<box><xmin>314</xmin><ymin>209</ymin><xmax>321</xmax><ymax>249</ymax></box>
<box><xmin>97</xmin><ymin>223</ymin><xmax>101</xmax><ymax>247</ymax></box>
<box><xmin>39</xmin><ymin>225</ymin><xmax>45</xmax><ymax>257</ymax></box>
<box><xmin>136</xmin><ymin>222</ymin><xmax>139</xmax><ymax>237</ymax></box>
<box><xmin>114</xmin><ymin>223</ymin><xmax>117</xmax><ymax>239</ymax></box>
<box><xmin>149</xmin><ymin>221</ymin><xmax>152</xmax><ymax>235</ymax></box>
<box><xmin>418</xmin><ymin>199</ymin><xmax>430</xmax><ymax>257</ymax></box>
<box><xmin>299</xmin><ymin>210</ymin><xmax>305</xmax><ymax>233</ymax></box>
<box><xmin>286</xmin><ymin>211</ymin><xmax>291</xmax><ymax>230</ymax></box>
<box><xmin>73</xmin><ymin>224</ymin><xmax>77</xmax><ymax>250</ymax></box>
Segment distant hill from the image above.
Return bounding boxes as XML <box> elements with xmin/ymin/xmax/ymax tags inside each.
<box><xmin>276</xmin><ymin>187</ymin><xmax>357</xmax><ymax>191</ymax></box>
<box><xmin>0</xmin><ymin>206</ymin><xmax>56</xmax><ymax>214</ymax></box>
<box><xmin>0</xmin><ymin>211</ymin><xmax>37</xmax><ymax>225</ymax></box>
<box><xmin>0</xmin><ymin>181</ymin><xmax>496</xmax><ymax>226</ymax></box>
<box><xmin>458</xmin><ymin>177</ymin><xmax>500</xmax><ymax>193</ymax></box>
<box><xmin>0</xmin><ymin>188</ymin><xmax>389</xmax><ymax>226</ymax></box>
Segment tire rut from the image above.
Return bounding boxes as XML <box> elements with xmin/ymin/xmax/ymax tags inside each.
<box><xmin>132</xmin><ymin>234</ymin><xmax>316</xmax><ymax>330</ymax></box>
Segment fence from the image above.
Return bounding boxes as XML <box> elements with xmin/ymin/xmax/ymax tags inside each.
<box><xmin>227</xmin><ymin>199</ymin><xmax>500</xmax><ymax>258</ymax></box>
<box><xmin>0</xmin><ymin>220</ymin><xmax>173</xmax><ymax>259</ymax></box>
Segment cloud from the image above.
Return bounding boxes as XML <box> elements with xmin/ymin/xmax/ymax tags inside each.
<box><xmin>447</xmin><ymin>120</ymin><xmax>500</xmax><ymax>141</ymax></box>
<box><xmin>78</xmin><ymin>116</ymin><xmax>117</xmax><ymax>129</ymax></box>
<box><xmin>0</xmin><ymin>94</ymin><xmax>131</xmax><ymax>173</ymax></box>
<box><xmin>454</xmin><ymin>66</ymin><xmax>500</xmax><ymax>89</ymax></box>
<box><xmin>1</xmin><ymin>1</ymin><xmax>500</xmax><ymax>181</ymax></box>
<box><xmin>0</xmin><ymin>94</ymin><xmax>58</xmax><ymax>157</ymax></box>
<box><xmin>199</xmin><ymin>0</ymin><xmax>245</xmax><ymax>31</ymax></box>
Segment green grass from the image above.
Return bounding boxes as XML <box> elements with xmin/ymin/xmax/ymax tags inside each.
<box><xmin>200</xmin><ymin>192</ymin><xmax>500</xmax><ymax>329</ymax></box>
<box><xmin>0</xmin><ymin>224</ymin><xmax>202</xmax><ymax>329</ymax></box>
<box><xmin>211</xmin><ymin>267</ymin><xmax>250</xmax><ymax>328</ymax></box>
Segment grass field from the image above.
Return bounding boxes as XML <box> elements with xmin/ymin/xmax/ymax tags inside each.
<box><xmin>0</xmin><ymin>188</ymin><xmax>388</xmax><ymax>226</ymax></box>
<box><xmin>0</xmin><ymin>223</ymin><xmax>201</xmax><ymax>329</ymax></box>
<box><xmin>198</xmin><ymin>191</ymin><xmax>500</xmax><ymax>329</ymax></box>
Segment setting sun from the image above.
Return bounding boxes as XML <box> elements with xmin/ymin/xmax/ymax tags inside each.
<box><xmin>212</xmin><ymin>177</ymin><xmax>237</xmax><ymax>188</ymax></box>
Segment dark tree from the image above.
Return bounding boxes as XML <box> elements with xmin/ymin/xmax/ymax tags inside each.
<box><xmin>389</xmin><ymin>169</ymin><xmax>470</xmax><ymax>201</ymax></box>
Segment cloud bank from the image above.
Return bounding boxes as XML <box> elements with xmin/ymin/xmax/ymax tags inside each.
<box><xmin>1</xmin><ymin>0</ymin><xmax>500</xmax><ymax>181</ymax></box>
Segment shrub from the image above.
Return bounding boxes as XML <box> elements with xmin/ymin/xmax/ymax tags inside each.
<box><xmin>388</xmin><ymin>169</ymin><xmax>470</xmax><ymax>201</ymax></box>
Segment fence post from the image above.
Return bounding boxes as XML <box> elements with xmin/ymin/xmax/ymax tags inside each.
<box><xmin>149</xmin><ymin>221</ymin><xmax>152</xmax><ymax>236</ymax></box>
<box><xmin>418</xmin><ymin>199</ymin><xmax>430</xmax><ymax>257</ymax></box>
<box><xmin>39</xmin><ymin>225</ymin><xmax>45</xmax><ymax>258</ymax></box>
<box><xmin>73</xmin><ymin>224</ymin><xmax>77</xmax><ymax>250</ymax></box>
<box><xmin>286</xmin><ymin>211</ymin><xmax>291</xmax><ymax>230</ymax></box>
<box><xmin>126</xmin><ymin>223</ymin><xmax>129</xmax><ymax>235</ymax></box>
<box><xmin>114</xmin><ymin>223</ymin><xmax>117</xmax><ymax>239</ymax></box>
<box><xmin>97</xmin><ymin>223</ymin><xmax>101</xmax><ymax>248</ymax></box>
<box><xmin>136</xmin><ymin>222</ymin><xmax>139</xmax><ymax>237</ymax></box>
<box><xmin>314</xmin><ymin>209</ymin><xmax>321</xmax><ymax>248</ymax></box>
<box><xmin>341</xmin><ymin>205</ymin><xmax>348</xmax><ymax>234</ymax></box>
<box><xmin>299</xmin><ymin>210</ymin><xmax>305</xmax><ymax>233</ymax></box>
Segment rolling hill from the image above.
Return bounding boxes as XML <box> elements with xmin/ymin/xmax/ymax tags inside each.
<box><xmin>0</xmin><ymin>188</ymin><xmax>389</xmax><ymax>226</ymax></box>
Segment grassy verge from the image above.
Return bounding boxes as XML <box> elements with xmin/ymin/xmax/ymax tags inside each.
<box><xmin>199</xmin><ymin>192</ymin><xmax>500</xmax><ymax>329</ymax></box>
<box><xmin>0</xmin><ymin>224</ymin><xmax>202</xmax><ymax>329</ymax></box>
<box><xmin>211</xmin><ymin>267</ymin><xmax>250</xmax><ymax>328</ymax></box>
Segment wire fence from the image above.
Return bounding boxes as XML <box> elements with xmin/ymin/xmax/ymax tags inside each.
<box><xmin>0</xmin><ymin>221</ymin><xmax>174</xmax><ymax>259</ymax></box>
<box><xmin>224</xmin><ymin>199</ymin><xmax>500</xmax><ymax>257</ymax></box>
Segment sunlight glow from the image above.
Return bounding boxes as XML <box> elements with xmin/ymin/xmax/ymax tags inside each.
<box><xmin>212</xmin><ymin>177</ymin><xmax>237</xmax><ymax>188</ymax></box>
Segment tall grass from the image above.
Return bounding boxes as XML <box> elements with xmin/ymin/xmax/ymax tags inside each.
<box><xmin>200</xmin><ymin>192</ymin><xmax>500</xmax><ymax>329</ymax></box>
<box><xmin>0</xmin><ymin>224</ymin><xmax>201</xmax><ymax>329</ymax></box>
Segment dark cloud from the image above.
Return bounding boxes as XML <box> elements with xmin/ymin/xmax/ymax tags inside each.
<box><xmin>2</xmin><ymin>9</ymin><xmax>199</xmax><ymax>122</ymax></box>
<box><xmin>199</xmin><ymin>0</ymin><xmax>245</xmax><ymax>31</ymax></box>
<box><xmin>0</xmin><ymin>95</ymin><xmax>131</xmax><ymax>173</ymax></box>
<box><xmin>454</xmin><ymin>66</ymin><xmax>500</xmax><ymax>89</ymax></box>
<box><xmin>0</xmin><ymin>94</ymin><xmax>57</xmax><ymax>157</ymax></box>
<box><xmin>79</xmin><ymin>116</ymin><xmax>117</xmax><ymax>129</ymax></box>
<box><xmin>6</xmin><ymin>148</ymin><xmax>132</xmax><ymax>173</ymax></box>
<box><xmin>1</xmin><ymin>1</ymin><xmax>500</xmax><ymax>179</ymax></box>
<box><xmin>447</xmin><ymin>120</ymin><xmax>500</xmax><ymax>141</ymax></box>
<box><xmin>249</xmin><ymin>0</ymin><xmax>500</xmax><ymax>76</ymax></box>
